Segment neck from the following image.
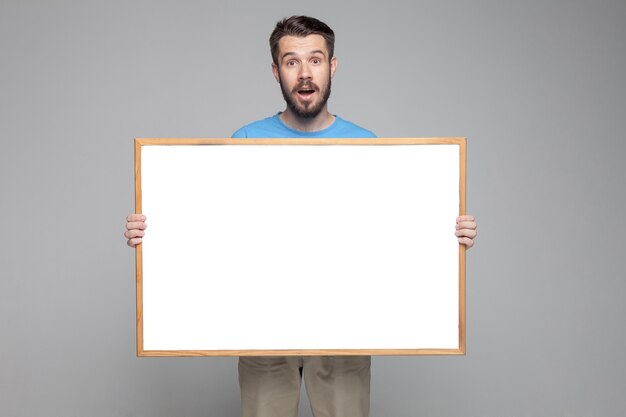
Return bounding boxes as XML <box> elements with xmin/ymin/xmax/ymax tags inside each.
<box><xmin>279</xmin><ymin>107</ymin><xmax>335</xmax><ymax>132</ymax></box>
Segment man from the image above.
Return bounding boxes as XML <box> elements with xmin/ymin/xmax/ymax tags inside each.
<box><xmin>125</xmin><ymin>16</ymin><xmax>477</xmax><ymax>417</ymax></box>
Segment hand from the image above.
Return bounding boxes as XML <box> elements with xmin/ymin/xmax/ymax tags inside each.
<box><xmin>456</xmin><ymin>215</ymin><xmax>477</xmax><ymax>249</ymax></box>
<box><xmin>125</xmin><ymin>214</ymin><xmax>147</xmax><ymax>247</ymax></box>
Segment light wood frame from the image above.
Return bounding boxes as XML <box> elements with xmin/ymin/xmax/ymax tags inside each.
<box><xmin>135</xmin><ymin>138</ymin><xmax>466</xmax><ymax>357</ymax></box>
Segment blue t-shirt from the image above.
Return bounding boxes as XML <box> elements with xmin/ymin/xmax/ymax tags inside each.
<box><xmin>231</xmin><ymin>113</ymin><xmax>377</xmax><ymax>138</ymax></box>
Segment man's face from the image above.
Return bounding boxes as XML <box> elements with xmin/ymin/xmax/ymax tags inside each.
<box><xmin>272</xmin><ymin>35</ymin><xmax>337</xmax><ymax>119</ymax></box>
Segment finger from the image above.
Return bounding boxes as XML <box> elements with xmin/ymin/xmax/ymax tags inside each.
<box><xmin>124</xmin><ymin>229</ymin><xmax>145</xmax><ymax>239</ymax></box>
<box><xmin>126</xmin><ymin>221</ymin><xmax>147</xmax><ymax>231</ymax></box>
<box><xmin>456</xmin><ymin>215</ymin><xmax>475</xmax><ymax>222</ymax></box>
<box><xmin>127</xmin><ymin>237</ymin><xmax>143</xmax><ymax>247</ymax></box>
<box><xmin>455</xmin><ymin>221</ymin><xmax>477</xmax><ymax>230</ymax></box>
<box><xmin>458</xmin><ymin>237</ymin><xmax>474</xmax><ymax>248</ymax></box>
<box><xmin>455</xmin><ymin>229</ymin><xmax>477</xmax><ymax>239</ymax></box>
<box><xmin>126</xmin><ymin>214</ymin><xmax>147</xmax><ymax>222</ymax></box>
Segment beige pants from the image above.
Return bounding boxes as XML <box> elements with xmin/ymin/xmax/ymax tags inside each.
<box><xmin>239</xmin><ymin>356</ymin><xmax>371</xmax><ymax>417</ymax></box>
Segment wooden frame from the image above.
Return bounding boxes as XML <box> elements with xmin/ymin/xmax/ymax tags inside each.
<box><xmin>135</xmin><ymin>138</ymin><xmax>466</xmax><ymax>357</ymax></box>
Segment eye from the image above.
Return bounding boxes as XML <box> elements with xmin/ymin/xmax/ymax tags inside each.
<box><xmin>311</xmin><ymin>58</ymin><xmax>321</xmax><ymax>64</ymax></box>
<box><xmin>286</xmin><ymin>60</ymin><xmax>297</xmax><ymax>67</ymax></box>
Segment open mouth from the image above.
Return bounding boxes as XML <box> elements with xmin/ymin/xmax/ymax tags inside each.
<box><xmin>296</xmin><ymin>85</ymin><xmax>317</xmax><ymax>100</ymax></box>
<box><xmin>297</xmin><ymin>89</ymin><xmax>315</xmax><ymax>99</ymax></box>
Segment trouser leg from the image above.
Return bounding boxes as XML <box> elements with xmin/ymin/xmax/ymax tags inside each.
<box><xmin>303</xmin><ymin>356</ymin><xmax>371</xmax><ymax>417</ymax></box>
<box><xmin>238</xmin><ymin>356</ymin><xmax>303</xmax><ymax>417</ymax></box>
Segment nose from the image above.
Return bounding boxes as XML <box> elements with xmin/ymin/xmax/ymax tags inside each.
<box><xmin>298</xmin><ymin>62</ymin><xmax>312</xmax><ymax>81</ymax></box>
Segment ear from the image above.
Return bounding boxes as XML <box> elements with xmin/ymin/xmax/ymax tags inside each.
<box><xmin>330</xmin><ymin>56</ymin><xmax>337</xmax><ymax>79</ymax></box>
<box><xmin>272</xmin><ymin>63</ymin><xmax>280</xmax><ymax>83</ymax></box>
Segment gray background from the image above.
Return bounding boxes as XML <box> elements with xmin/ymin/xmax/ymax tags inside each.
<box><xmin>1</xmin><ymin>0</ymin><xmax>624</xmax><ymax>416</ymax></box>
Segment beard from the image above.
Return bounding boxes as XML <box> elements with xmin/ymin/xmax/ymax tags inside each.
<box><xmin>279</xmin><ymin>75</ymin><xmax>332</xmax><ymax>119</ymax></box>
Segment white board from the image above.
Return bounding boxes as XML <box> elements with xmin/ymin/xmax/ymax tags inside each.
<box><xmin>135</xmin><ymin>138</ymin><xmax>466</xmax><ymax>356</ymax></box>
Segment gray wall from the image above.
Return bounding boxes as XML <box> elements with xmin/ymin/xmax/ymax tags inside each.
<box><xmin>1</xmin><ymin>0</ymin><xmax>625</xmax><ymax>416</ymax></box>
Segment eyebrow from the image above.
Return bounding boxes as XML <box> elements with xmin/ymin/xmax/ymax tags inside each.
<box><xmin>281</xmin><ymin>50</ymin><xmax>327</xmax><ymax>61</ymax></box>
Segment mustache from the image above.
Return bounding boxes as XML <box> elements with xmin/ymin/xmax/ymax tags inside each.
<box><xmin>292</xmin><ymin>81</ymin><xmax>319</xmax><ymax>93</ymax></box>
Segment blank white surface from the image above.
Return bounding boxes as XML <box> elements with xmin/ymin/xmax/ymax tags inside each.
<box><xmin>140</xmin><ymin>144</ymin><xmax>460</xmax><ymax>351</ymax></box>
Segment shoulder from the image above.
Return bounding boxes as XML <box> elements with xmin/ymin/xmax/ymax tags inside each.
<box><xmin>231</xmin><ymin>114</ymin><xmax>288</xmax><ymax>138</ymax></box>
<box><xmin>330</xmin><ymin>116</ymin><xmax>377</xmax><ymax>138</ymax></box>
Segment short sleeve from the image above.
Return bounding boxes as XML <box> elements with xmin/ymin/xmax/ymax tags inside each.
<box><xmin>231</xmin><ymin>127</ymin><xmax>247</xmax><ymax>138</ymax></box>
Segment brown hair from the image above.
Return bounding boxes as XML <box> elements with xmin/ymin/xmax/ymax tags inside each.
<box><xmin>269</xmin><ymin>16</ymin><xmax>335</xmax><ymax>65</ymax></box>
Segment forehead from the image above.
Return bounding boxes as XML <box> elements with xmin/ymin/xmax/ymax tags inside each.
<box><xmin>277</xmin><ymin>34</ymin><xmax>329</xmax><ymax>58</ymax></box>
